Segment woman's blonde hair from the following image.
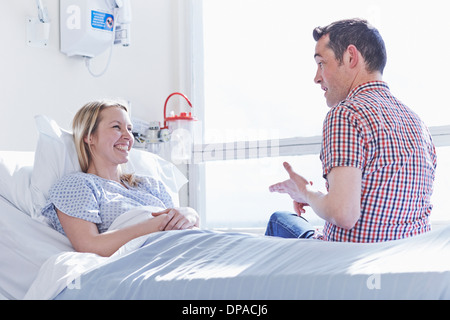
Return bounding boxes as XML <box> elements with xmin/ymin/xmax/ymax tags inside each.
<box><xmin>72</xmin><ymin>99</ymin><xmax>138</xmax><ymax>186</ymax></box>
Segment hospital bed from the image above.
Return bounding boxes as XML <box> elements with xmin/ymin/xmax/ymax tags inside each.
<box><xmin>1</xmin><ymin>116</ymin><xmax>450</xmax><ymax>300</ymax></box>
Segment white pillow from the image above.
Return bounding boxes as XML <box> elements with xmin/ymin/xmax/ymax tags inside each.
<box><xmin>0</xmin><ymin>151</ymin><xmax>35</xmax><ymax>214</ymax></box>
<box><xmin>29</xmin><ymin>115</ymin><xmax>187</xmax><ymax>221</ymax></box>
<box><xmin>125</xmin><ymin>149</ymin><xmax>188</xmax><ymax>206</ymax></box>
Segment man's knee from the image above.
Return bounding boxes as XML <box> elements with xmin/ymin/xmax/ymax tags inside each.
<box><xmin>268</xmin><ymin>211</ymin><xmax>292</xmax><ymax>223</ymax></box>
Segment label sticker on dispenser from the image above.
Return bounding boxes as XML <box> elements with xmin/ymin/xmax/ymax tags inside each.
<box><xmin>91</xmin><ymin>10</ymin><xmax>114</xmax><ymax>31</ymax></box>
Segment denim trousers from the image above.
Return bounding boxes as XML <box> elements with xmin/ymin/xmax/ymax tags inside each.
<box><xmin>265</xmin><ymin>211</ymin><xmax>315</xmax><ymax>239</ymax></box>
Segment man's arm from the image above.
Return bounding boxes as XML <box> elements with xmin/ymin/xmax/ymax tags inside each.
<box><xmin>307</xmin><ymin>166</ymin><xmax>361</xmax><ymax>229</ymax></box>
<box><xmin>269</xmin><ymin>162</ymin><xmax>361</xmax><ymax>230</ymax></box>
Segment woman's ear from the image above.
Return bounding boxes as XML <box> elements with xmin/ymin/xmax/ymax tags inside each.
<box><xmin>84</xmin><ymin>135</ymin><xmax>91</xmax><ymax>144</ymax></box>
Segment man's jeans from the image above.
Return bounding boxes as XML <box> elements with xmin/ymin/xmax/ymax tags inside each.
<box><xmin>265</xmin><ymin>211</ymin><xmax>315</xmax><ymax>239</ymax></box>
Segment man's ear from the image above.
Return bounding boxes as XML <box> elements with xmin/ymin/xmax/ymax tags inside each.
<box><xmin>345</xmin><ymin>45</ymin><xmax>360</xmax><ymax>69</ymax></box>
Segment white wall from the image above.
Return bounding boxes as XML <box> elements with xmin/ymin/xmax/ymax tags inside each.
<box><xmin>1</xmin><ymin>0</ymin><xmax>183</xmax><ymax>151</ymax></box>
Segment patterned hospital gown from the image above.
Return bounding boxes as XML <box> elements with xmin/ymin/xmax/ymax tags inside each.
<box><xmin>41</xmin><ymin>172</ymin><xmax>174</xmax><ymax>235</ymax></box>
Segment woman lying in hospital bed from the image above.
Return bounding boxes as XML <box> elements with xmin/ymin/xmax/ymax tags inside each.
<box><xmin>40</xmin><ymin>100</ymin><xmax>199</xmax><ymax>257</ymax></box>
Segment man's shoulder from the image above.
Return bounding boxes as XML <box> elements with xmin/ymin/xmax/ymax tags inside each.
<box><xmin>325</xmin><ymin>101</ymin><xmax>361</xmax><ymax>121</ymax></box>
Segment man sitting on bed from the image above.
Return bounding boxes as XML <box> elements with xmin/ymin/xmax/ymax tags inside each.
<box><xmin>266</xmin><ymin>18</ymin><xmax>437</xmax><ymax>242</ymax></box>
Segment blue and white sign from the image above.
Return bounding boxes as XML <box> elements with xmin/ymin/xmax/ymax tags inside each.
<box><xmin>91</xmin><ymin>10</ymin><xmax>114</xmax><ymax>31</ymax></box>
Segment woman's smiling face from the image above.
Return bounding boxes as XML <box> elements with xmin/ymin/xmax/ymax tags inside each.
<box><xmin>86</xmin><ymin>106</ymin><xmax>134</xmax><ymax>169</ymax></box>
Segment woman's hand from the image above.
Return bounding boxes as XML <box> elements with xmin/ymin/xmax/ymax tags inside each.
<box><xmin>152</xmin><ymin>207</ymin><xmax>200</xmax><ymax>231</ymax></box>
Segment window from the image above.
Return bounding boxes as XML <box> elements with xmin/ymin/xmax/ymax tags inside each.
<box><xmin>189</xmin><ymin>0</ymin><xmax>450</xmax><ymax>230</ymax></box>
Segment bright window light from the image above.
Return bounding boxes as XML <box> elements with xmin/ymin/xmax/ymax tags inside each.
<box><xmin>200</xmin><ymin>0</ymin><xmax>450</xmax><ymax>229</ymax></box>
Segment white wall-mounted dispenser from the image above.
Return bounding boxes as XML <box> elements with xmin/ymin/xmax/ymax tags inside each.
<box><xmin>60</xmin><ymin>0</ymin><xmax>131</xmax><ymax>76</ymax></box>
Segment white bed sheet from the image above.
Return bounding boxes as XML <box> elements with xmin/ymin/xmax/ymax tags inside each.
<box><xmin>25</xmin><ymin>208</ymin><xmax>450</xmax><ymax>300</ymax></box>
<box><xmin>2</xmin><ymin>192</ymin><xmax>450</xmax><ymax>299</ymax></box>
<box><xmin>0</xmin><ymin>196</ymin><xmax>72</xmax><ymax>300</ymax></box>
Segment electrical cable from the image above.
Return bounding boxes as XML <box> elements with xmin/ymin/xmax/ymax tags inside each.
<box><xmin>84</xmin><ymin>45</ymin><xmax>114</xmax><ymax>77</ymax></box>
<box><xmin>84</xmin><ymin>3</ymin><xmax>119</xmax><ymax>77</ymax></box>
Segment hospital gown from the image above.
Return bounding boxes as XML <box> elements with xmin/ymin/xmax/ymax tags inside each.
<box><xmin>41</xmin><ymin>172</ymin><xmax>174</xmax><ymax>235</ymax></box>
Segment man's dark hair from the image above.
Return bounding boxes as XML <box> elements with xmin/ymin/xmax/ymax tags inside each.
<box><xmin>313</xmin><ymin>19</ymin><xmax>387</xmax><ymax>74</ymax></box>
